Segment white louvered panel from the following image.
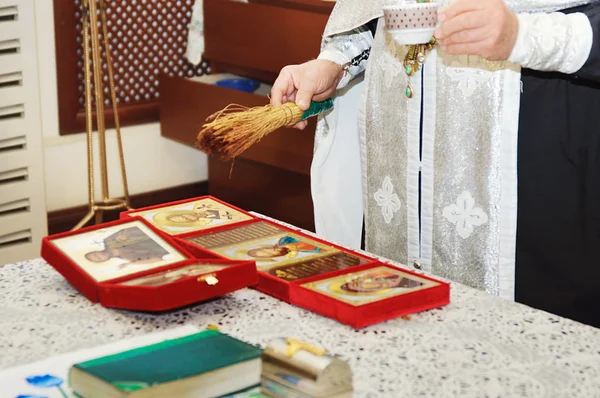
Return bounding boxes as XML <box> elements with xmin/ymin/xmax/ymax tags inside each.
<box><xmin>0</xmin><ymin>228</ymin><xmax>34</xmax><ymax>262</ymax></box>
<box><xmin>0</xmin><ymin>118</ymin><xmax>25</xmax><ymax>142</ymax></box>
<box><xmin>0</xmin><ymin>166</ymin><xmax>28</xmax><ymax>180</ymax></box>
<box><xmin>0</xmin><ymin>86</ymin><xmax>25</xmax><ymax>108</ymax></box>
<box><xmin>0</xmin><ymin>230</ymin><xmax>32</xmax><ymax>246</ymax></box>
<box><xmin>0</xmin><ymin>209</ymin><xmax>34</xmax><ymax>237</ymax></box>
<box><xmin>0</xmin><ymin>18</ymin><xmax>17</xmax><ymax>39</ymax></box>
<box><xmin>0</xmin><ymin>178</ymin><xmax>33</xmax><ymax>232</ymax></box>
<box><xmin>0</xmin><ymin>203</ymin><xmax>33</xmax><ymax>237</ymax></box>
<box><xmin>0</xmin><ymin>228</ymin><xmax>34</xmax><ymax>261</ymax></box>
<box><xmin>0</xmin><ymin>52</ymin><xmax>21</xmax><ymax>75</ymax></box>
<box><xmin>0</xmin><ymin>37</ymin><xmax>18</xmax><ymax>49</ymax></box>
<box><xmin>0</xmin><ymin>0</ymin><xmax>48</xmax><ymax>266</ymax></box>
<box><xmin>0</xmin><ymin>148</ymin><xmax>29</xmax><ymax>171</ymax></box>
<box><xmin>0</xmin><ymin>171</ymin><xmax>29</xmax><ymax>194</ymax></box>
<box><xmin>0</xmin><ymin>198</ymin><xmax>29</xmax><ymax>213</ymax></box>
<box><xmin>0</xmin><ymin>71</ymin><xmax>22</xmax><ymax>84</ymax></box>
<box><xmin>0</xmin><ymin>103</ymin><xmax>23</xmax><ymax>117</ymax></box>
<box><xmin>0</xmin><ymin>136</ymin><xmax>26</xmax><ymax>151</ymax></box>
<box><xmin>0</xmin><ymin>103</ymin><xmax>24</xmax><ymax>117</ymax></box>
<box><xmin>0</xmin><ymin>5</ymin><xmax>17</xmax><ymax>16</ymax></box>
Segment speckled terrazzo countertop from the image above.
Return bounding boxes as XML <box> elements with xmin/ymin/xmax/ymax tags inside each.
<box><xmin>1</xmin><ymin>257</ymin><xmax>600</xmax><ymax>397</ymax></box>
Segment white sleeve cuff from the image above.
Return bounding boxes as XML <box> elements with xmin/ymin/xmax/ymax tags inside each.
<box><xmin>318</xmin><ymin>49</ymin><xmax>351</xmax><ymax>66</ymax></box>
<box><xmin>508</xmin><ymin>12</ymin><xmax>593</xmax><ymax>74</ymax></box>
<box><xmin>318</xmin><ymin>49</ymin><xmax>353</xmax><ymax>89</ymax></box>
<box><xmin>319</xmin><ymin>25</ymin><xmax>373</xmax><ymax>89</ymax></box>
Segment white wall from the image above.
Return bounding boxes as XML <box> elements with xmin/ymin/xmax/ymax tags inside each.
<box><xmin>34</xmin><ymin>1</ymin><xmax>208</xmax><ymax>212</ymax></box>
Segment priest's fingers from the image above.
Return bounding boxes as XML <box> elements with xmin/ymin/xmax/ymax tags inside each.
<box><xmin>441</xmin><ymin>41</ymin><xmax>487</xmax><ymax>56</ymax></box>
<box><xmin>288</xmin><ymin>91</ymin><xmax>310</xmax><ymax>129</ymax></box>
<box><xmin>435</xmin><ymin>10</ymin><xmax>487</xmax><ymax>40</ymax></box>
<box><xmin>288</xmin><ymin>91</ymin><xmax>297</xmax><ymax>104</ymax></box>
<box><xmin>271</xmin><ymin>66</ymin><xmax>298</xmax><ymax>107</ymax></box>
<box><xmin>437</xmin><ymin>0</ymin><xmax>484</xmax><ymax>24</ymax></box>
<box><xmin>270</xmin><ymin>77</ymin><xmax>287</xmax><ymax>106</ymax></box>
<box><xmin>312</xmin><ymin>89</ymin><xmax>335</xmax><ymax>103</ymax></box>
<box><xmin>437</xmin><ymin>27</ymin><xmax>488</xmax><ymax>47</ymax></box>
<box><xmin>295</xmin><ymin>80</ymin><xmax>318</xmax><ymax>111</ymax></box>
<box><xmin>285</xmin><ymin>92</ymin><xmax>307</xmax><ymax>129</ymax></box>
<box><xmin>293</xmin><ymin>120</ymin><xmax>309</xmax><ymax>130</ymax></box>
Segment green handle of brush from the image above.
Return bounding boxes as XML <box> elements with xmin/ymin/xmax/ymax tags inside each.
<box><xmin>300</xmin><ymin>99</ymin><xmax>334</xmax><ymax>121</ymax></box>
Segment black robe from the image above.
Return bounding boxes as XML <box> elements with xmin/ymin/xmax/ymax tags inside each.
<box><xmin>516</xmin><ymin>4</ymin><xmax>600</xmax><ymax>328</ymax></box>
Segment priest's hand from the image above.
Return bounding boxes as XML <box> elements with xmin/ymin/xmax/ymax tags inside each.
<box><xmin>434</xmin><ymin>0</ymin><xmax>519</xmax><ymax>61</ymax></box>
<box><xmin>271</xmin><ymin>60</ymin><xmax>343</xmax><ymax>130</ymax></box>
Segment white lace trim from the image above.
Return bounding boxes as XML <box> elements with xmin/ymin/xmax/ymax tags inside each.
<box><xmin>497</xmin><ymin>68</ymin><xmax>521</xmax><ymax>301</ymax></box>
<box><xmin>508</xmin><ymin>12</ymin><xmax>593</xmax><ymax>74</ymax></box>
<box><xmin>420</xmin><ymin>48</ymin><xmax>437</xmax><ymax>274</ymax></box>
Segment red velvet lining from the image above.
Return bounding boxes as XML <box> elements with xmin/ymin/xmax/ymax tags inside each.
<box><xmin>42</xmin><ymin>198</ymin><xmax>450</xmax><ymax>324</ymax></box>
<box><xmin>41</xmin><ymin>217</ymin><xmax>260</xmax><ymax>311</ymax></box>
<box><xmin>98</xmin><ymin>260</ymin><xmax>258</xmax><ymax>311</ymax></box>
<box><xmin>289</xmin><ymin>263</ymin><xmax>450</xmax><ymax>328</ymax></box>
<box><xmin>256</xmin><ymin>271</ymin><xmax>292</xmax><ymax>302</ymax></box>
<box><xmin>41</xmin><ymin>217</ymin><xmax>191</xmax><ymax>302</ymax></box>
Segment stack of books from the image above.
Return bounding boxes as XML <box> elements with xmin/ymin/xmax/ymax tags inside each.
<box><xmin>2</xmin><ymin>325</ymin><xmax>351</xmax><ymax>398</ymax></box>
<box><xmin>68</xmin><ymin>332</ymin><xmax>350</xmax><ymax>398</ymax></box>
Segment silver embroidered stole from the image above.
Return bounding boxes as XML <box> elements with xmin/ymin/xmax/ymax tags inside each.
<box><xmin>316</xmin><ymin>0</ymin><xmax>593</xmax><ymax>299</ymax></box>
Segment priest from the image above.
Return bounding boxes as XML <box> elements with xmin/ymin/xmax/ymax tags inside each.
<box><xmin>270</xmin><ymin>0</ymin><xmax>600</xmax><ymax>327</ymax></box>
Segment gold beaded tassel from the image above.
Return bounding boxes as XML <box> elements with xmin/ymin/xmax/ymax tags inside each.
<box><xmin>403</xmin><ymin>37</ymin><xmax>437</xmax><ymax>99</ymax></box>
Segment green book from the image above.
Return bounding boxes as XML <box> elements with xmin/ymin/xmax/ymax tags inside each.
<box><xmin>69</xmin><ymin>330</ymin><xmax>262</xmax><ymax>398</ymax></box>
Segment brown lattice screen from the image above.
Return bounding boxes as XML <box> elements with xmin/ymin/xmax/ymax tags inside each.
<box><xmin>54</xmin><ymin>0</ymin><xmax>210</xmax><ymax>135</ymax></box>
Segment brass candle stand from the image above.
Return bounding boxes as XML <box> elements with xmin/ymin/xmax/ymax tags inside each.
<box><xmin>73</xmin><ymin>0</ymin><xmax>132</xmax><ymax>230</ymax></box>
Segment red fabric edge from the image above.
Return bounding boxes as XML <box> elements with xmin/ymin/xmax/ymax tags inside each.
<box><xmin>40</xmin><ymin>217</ymin><xmax>194</xmax><ymax>305</ymax></box>
<box><xmin>289</xmin><ymin>263</ymin><xmax>450</xmax><ymax>328</ymax></box>
<box><xmin>98</xmin><ymin>260</ymin><xmax>258</xmax><ymax>312</ymax></box>
<box><xmin>256</xmin><ymin>271</ymin><xmax>291</xmax><ymax>302</ymax></box>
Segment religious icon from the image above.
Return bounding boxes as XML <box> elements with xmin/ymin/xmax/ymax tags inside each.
<box><xmin>50</xmin><ymin>220</ymin><xmax>187</xmax><ymax>282</ymax></box>
<box><xmin>222</xmin><ymin>233</ymin><xmax>332</xmax><ymax>270</ymax></box>
<box><xmin>340</xmin><ymin>269</ymin><xmax>423</xmax><ymax>293</ymax></box>
<box><xmin>83</xmin><ymin>226</ymin><xmax>169</xmax><ymax>268</ymax></box>
<box><xmin>119</xmin><ymin>263</ymin><xmax>230</xmax><ymax>286</ymax></box>
<box><xmin>186</xmin><ymin>222</ymin><xmax>335</xmax><ymax>271</ymax></box>
<box><xmin>245</xmin><ymin>236</ymin><xmax>322</xmax><ymax>260</ymax></box>
<box><xmin>127</xmin><ymin>198</ymin><xmax>252</xmax><ymax>234</ymax></box>
<box><xmin>302</xmin><ymin>266</ymin><xmax>438</xmax><ymax>306</ymax></box>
